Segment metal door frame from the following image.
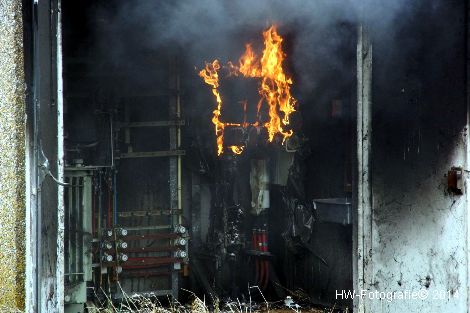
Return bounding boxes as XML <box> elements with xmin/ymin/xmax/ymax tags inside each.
<box><xmin>25</xmin><ymin>0</ymin><xmax>64</xmax><ymax>312</ymax></box>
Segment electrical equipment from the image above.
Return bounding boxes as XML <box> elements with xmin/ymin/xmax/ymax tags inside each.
<box><xmin>250</xmin><ymin>159</ymin><xmax>270</xmax><ymax>215</ymax></box>
<box><xmin>64</xmin><ymin>168</ymin><xmax>94</xmax><ymax>313</ymax></box>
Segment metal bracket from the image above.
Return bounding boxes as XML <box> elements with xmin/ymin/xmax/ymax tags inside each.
<box><xmin>448</xmin><ymin>166</ymin><xmax>464</xmax><ymax>195</ymax></box>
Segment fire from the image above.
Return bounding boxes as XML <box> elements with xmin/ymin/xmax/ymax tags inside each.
<box><xmin>198</xmin><ymin>60</ymin><xmax>225</xmax><ymax>156</ymax></box>
<box><xmin>228</xmin><ymin>145</ymin><xmax>244</xmax><ymax>155</ymax></box>
<box><xmin>199</xmin><ymin>25</ymin><xmax>296</xmax><ymax>155</ymax></box>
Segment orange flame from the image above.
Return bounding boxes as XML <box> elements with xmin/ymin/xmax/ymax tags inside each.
<box><xmin>199</xmin><ymin>25</ymin><xmax>296</xmax><ymax>156</ymax></box>
<box><xmin>198</xmin><ymin>60</ymin><xmax>225</xmax><ymax>155</ymax></box>
<box><xmin>239</xmin><ymin>44</ymin><xmax>261</xmax><ymax>77</ymax></box>
<box><xmin>228</xmin><ymin>145</ymin><xmax>244</xmax><ymax>155</ymax></box>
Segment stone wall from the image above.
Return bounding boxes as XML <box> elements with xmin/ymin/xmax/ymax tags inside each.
<box><xmin>0</xmin><ymin>0</ymin><xmax>26</xmax><ymax>309</ymax></box>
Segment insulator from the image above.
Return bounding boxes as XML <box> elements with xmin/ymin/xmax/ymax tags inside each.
<box><xmin>118</xmin><ymin>253</ymin><xmax>128</xmax><ymax>262</ymax></box>
<box><xmin>175</xmin><ymin>250</ymin><xmax>187</xmax><ymax>258</ymax></box>
<box><xmin>115</xmin><ymin>228</ymin><xmax>128</xmax><ymax>237</ymax></box>
<box><xmin>174</xmin><ymin>225</ymin><xmax>186</xmax><ymax>234</ymax></box>
<box><xmin>117</xmin><ymin>241</ymin><xmax>128</xmax><ymax>249</ymax></box>
<box><xmin>101</xmin><ymin>241</ymin><xmax>113</xmax><ymax>250</ymax></box>
<box><xmin>102</xmin><ymin>253</ymin><xmax>113</xmax><ymax>262</ymax></box>
<box><xmin>175</xmin><ymin>238</ymin><xmax>187</xmax><ymax>246</ymax></box>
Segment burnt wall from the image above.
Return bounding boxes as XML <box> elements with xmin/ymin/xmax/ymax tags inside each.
<box><xmin>368</xmin><ymin>1</ymin><xmax>468</xmax><ymax>312</ymax></box>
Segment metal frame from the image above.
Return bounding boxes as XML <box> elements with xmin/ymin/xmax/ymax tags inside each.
<box><xmin>354</xmin><ymin>24</ymin><xmax>372</xmax><ymax>313</ymax></box>
<box><xmin>466</xmin><ymin>2</ymin><xmax>470</xmax><ymax>311</ymax></box>
<box><xmin>116</xmin><ymin>57</ymin><xmax>185</xmax><ymax>299</ymax></box>
<box><xmin>168</xmin><ymin>56</ymin><xmax>183</xmax><ymax>299</ymax></box>
<box><xmin>56</xmin><ymin>1</ymin><xmax>65</xmax><ymax>311</ymax></box>
<box><xmin>26</xmin><ymin>0</ymin><xmax>64</xmax><ymax>311</ymax></box>
<box><xmin>64</xmin><ymin>170</ymin><xmax>93</xmax><ymax>312</ymax></box>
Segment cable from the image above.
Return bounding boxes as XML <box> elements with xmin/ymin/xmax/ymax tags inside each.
<box><xmin>46</xmin><ymin>170</ymin><xmax>71</xmax><ymax>187</ymax></box>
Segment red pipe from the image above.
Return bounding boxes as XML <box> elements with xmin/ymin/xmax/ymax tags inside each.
<box><xmin>121</xmin><ymin>257</ymin><xmax>180</xmax><ymax>268</ymax></box>
<box><xmin>127</xmin><ymin>256</ymin><xmax>175</xmax><ymax>262</ymax></box>
<box><xmin>121</xmin><ymin>264</ymin><xmax>172</xmax><ymax>269</ymax></box>
<box><xmin>252</xmin><ymin>231</ymin><xmax>259</xmax><ymax>285</ymax></box>
<box><xmin>121</xmin><ymin>270</ymin><xmax>172</xmax><ymax>278</ymax></box>
<box><xmin>125</xmin><ymin>233</ymin><xmax>179</xmax><ymax>241</ymax></box>
<box><xmin>257</xmin><ymin>231</ymin><xmax>264</xmax><ymax>288</ymax></box>
<box><xmin>263</xmin><ymin>260</ymin><xmax>269</xmax><ymax>290</ymax></box>
<box><xmin>123</xmin><ymin>246</ymin><xmax>178</xmax><ymax>253</ymax></box>
<box><xmin>262</xmin><ymin>230</ymin><xmax>269</xmax><ymax>290</ymax></box>
<box><xmin>262</xmin><ymin>230</ymin><xmax>268</xmax><ymax>288</ymax></box>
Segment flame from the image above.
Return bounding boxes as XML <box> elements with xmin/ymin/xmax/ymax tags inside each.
<box><xmin>228</xmin><ymin>145</ymin><xmax>244</xmax><ymax>155</ymax></box>
<box><xmin>199</xmin><ymin>25</ymin><xmax>296</xmax><ymax>156</ymax></box>
<box><xmin>239</xmin><ymin>44</ymin><xmax>261</xmax><ymax>77</ymax></box>
<box><xmin>198</xmin><ymin>60</ymin><xmax>225</xmax><ymax>155</ymax></box>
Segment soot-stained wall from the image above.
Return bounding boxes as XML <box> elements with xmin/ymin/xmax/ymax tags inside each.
<box><xmin>367</xmin><ymin>1</ymin><xmax>468</xmax><ymax>312</ymax></box>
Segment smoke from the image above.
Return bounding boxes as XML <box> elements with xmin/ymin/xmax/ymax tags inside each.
<box><xmin>96</xmin><ymin>0</ymin><xmax>415</xmax><ymax>72</ymax></box>
<box><xmin>90</xmin><ymin>0</ymin><xmax>437</xmax><ymax>119</ymax></box>
<box><xmin>108</xmin><ymin>0</ymin><xmax>412</xmax><ymax>47</ymax></box>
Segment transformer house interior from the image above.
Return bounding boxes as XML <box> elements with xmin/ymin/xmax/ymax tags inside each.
<box><xmin>8</xmin><ymin>0</ymin><xmax>468</xmax><ymax>312</ymax></box>
<box><xmin>61</xmin><ymin>1</ymin><xmax>357</xmax><ymax>312</ymax></box>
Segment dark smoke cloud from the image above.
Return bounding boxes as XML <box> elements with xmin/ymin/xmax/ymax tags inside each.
<box><xmin>111</xmin><ymin>0</ymin><xmax>411</xmax><ymax>45</ymax></box>
<box><xmin>96</xmin><ymin>0</ymin><xmax>421</xmax><ymax>96</ymax></box>
<box><xmin>91</xmin><ymin>0</ymin><xmax>428</xmax><ymax>98</ymax></box>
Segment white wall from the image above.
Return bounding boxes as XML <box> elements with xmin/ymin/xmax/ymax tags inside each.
<box><xmin>361</xmin><ymin>2</ymin><xmax>469</xmax><ymax>312</ymax></box>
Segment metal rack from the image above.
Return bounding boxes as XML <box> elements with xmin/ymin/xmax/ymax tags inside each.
<box><xmin>112</xmin><ymin>56</ymin><xmax>186</xmax><ymax>299</ymax></box>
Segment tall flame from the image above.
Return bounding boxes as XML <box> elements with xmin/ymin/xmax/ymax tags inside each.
<box><xmin>198</xmin><ymin>60</ymin><xmax>225</xmax><ymax>156</ymax></box>
<box><xmin>199</xmin><ymin>25</ymin><xmax>296</xmax><ymax>156</ymax></box>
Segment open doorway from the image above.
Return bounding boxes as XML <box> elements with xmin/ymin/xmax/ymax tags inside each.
<box><xmin>60</xmin><ymin>1</ymin><xmax>358</xmax><ymax>312</ymax></box>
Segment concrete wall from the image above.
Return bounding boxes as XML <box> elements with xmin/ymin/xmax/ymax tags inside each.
<box><xmin>0</xmin><ymin>0</ymin><xmax>26</xmax><ymax>309</ymax></box>
<box><xmin>365</xmin><ymin>1</ymin><xmax>469</xmax><ymax>312</ymax></box>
